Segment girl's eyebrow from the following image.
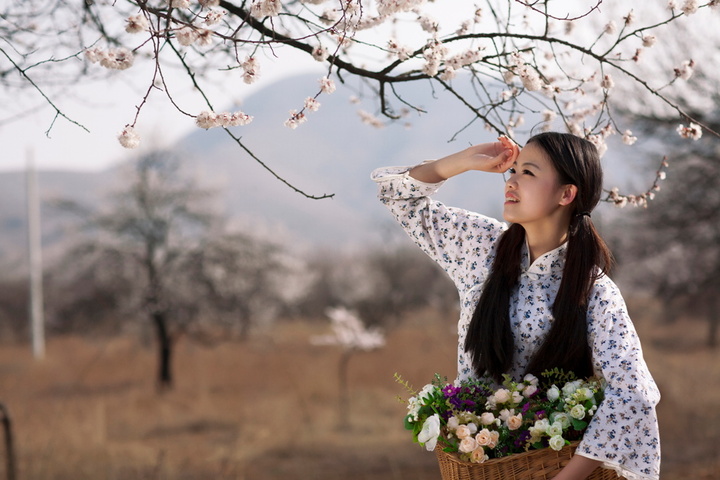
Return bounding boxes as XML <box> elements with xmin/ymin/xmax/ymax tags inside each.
<box><xmin>518</xmin><ymin>161</ymin><xmax>542</xmax><ymax>171</ymax></box>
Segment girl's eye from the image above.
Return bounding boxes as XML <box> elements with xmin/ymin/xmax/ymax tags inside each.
<box><xmin>507</xmin><ymin>167</ymin><xmax>516</xmax><ymax>174</ymax></box>
<box><xmin>523</xmin><ymin>169</ymin><xmax>535</xmax><ymax>176</ymax></box>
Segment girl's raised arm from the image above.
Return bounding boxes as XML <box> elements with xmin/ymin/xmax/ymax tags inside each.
<box><xmin>409</xmin><ymin>140</ymin><xmax>518</xmax><ymax>183</ymax></box>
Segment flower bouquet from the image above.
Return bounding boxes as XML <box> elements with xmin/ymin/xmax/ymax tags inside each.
<box><xmin>396</xmin><ymin>370</ymin><xmax>619</xmax><ymax>480</ymax></box>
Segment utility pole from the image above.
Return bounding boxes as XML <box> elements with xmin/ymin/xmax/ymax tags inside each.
<box><xmin>26</xmin><ymin>148</ymin><xmax>45</xmax><ymax>359</ymax></box>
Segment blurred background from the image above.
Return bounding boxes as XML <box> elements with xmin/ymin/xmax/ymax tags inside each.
<box><xmin>1</xmin><ymin>1</ymin><xmax>719</xmax><ymax>479</ymax></box>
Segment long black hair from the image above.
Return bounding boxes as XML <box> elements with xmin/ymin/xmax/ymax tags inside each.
<box><xmin>464</xmin><ymin>132</ymin><xmax>614</xmax><ymax>383</ymax></box>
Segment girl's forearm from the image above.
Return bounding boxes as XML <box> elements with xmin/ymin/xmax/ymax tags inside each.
<box><xmin>553</xmin><ymin>454</ymin><xmax>603</xmax><ymax>480</ymax></box>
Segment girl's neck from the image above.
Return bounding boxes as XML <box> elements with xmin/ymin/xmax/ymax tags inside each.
<box><xmin>524</xmin><ymin>226</ymin><xmax>569</xmax><ymax>264</ymax></box>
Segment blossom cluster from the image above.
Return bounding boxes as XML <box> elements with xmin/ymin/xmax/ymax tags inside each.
<box><xmin>84</xmin><ymin>46</ymin><xmax>135</xmax><ymax>70</ymax></box>
<box><xmin>195</xmin><ymin>110</ymin><xmax>254</xmax><ymax>129</ymax></box>
<box><xmin>398</xmin><ymin>371</ymin><xmax>605</xmax><ymax>464</ymax></box>
<box><xmin>311</xmin><ymin>307</ymin><xmax>386</xmax><ymax>351</ymax></box>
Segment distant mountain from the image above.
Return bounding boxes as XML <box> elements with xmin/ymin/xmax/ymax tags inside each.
<box><xmin>0</xmin><ymin>73</ymin><xmax>507</xmax><ymax>266</ymax></box>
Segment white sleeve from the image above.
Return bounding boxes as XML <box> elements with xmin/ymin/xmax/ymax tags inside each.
<box><xmin>577</xmin><ymin>276</ymin><xmax>661</xmax><ymax>480</ymax></box>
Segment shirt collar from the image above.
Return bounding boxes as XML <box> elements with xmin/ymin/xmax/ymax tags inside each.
<box><xmin>521</xmin><ymin>240</ymin><xmax>567</xmax><ymax>277</ymax></box>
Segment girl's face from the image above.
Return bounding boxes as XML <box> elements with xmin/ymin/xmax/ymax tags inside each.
<box><xmin>502</xmin><ymin>142</ymin><xmax>575</xmax><ymax>227</ymax></box>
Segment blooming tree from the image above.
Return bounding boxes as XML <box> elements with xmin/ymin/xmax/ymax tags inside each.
<box><xmin>312</xmin><ymin>306</ymin><xmax>385</xmax><ymax>427</ymax></box>
<box><xmin>1</xmin><ymin>0</ymin><xmax>718</xmax><ymax>199</ymax></box>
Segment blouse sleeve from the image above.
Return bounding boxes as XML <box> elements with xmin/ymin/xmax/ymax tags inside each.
<box><xmin>371</xmin><ymin>165</ymin><xmax>506</xmax><ymax>294</ymax></box>
<box><xmin>577</xmin><ymin>275</ymin><xmax>661</xmax><ymax>480</ymax></box>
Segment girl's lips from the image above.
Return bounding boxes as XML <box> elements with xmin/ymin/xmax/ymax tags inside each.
<box><xmin>505</xmin><ymin>194</ymin><xmax>519</xmax><ymax>204</ymax></box>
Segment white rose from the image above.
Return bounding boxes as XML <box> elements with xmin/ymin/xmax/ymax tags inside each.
<box><xmin>479</xmin><ymin>412</ymin><xmax>495</xmax><ymax>425</ymax></box>
<box><xmin>570</xmin><ymin>404</ymin><xmax>586</xmax><ymax>420</ymax></box>
<box><xmin>551</xmin><ymin>412</ymin><xmax>571</xmax><ymax>429</ymax></box>
<box><xmin>575</xmin><ymin>387</ymin><xmax>592</xmax><ymax>401</ymax></box>
<box><xmin>417</xmin><ymin>414</ymin><xmax>441</xmax><ymax>451</ymax></box>
<box><xmin>418</xmin><ymin>384</ymin><xmax>435</xmax><ymax>400</ymax></box>
<box><xmin>511</xmin><ymin>391</ymin><xmax>523</xmax><ymax>403</ymax></box>
<box><xmin>549</xmin><ymin>434</ymin><xmax>566</xmax><ymax>451</ymax></box>
<box><xmin>562</xmin><ymin>380</ymin><xmax>582</xmax><ymax>397</ymax></box>
<box><xmin>524</xmin><ymin>373</ymin><xmax>539</xmax><ymax>385</ymax></box>
<box><xmin>547</xmin><ymin>385</ymin><xmax>560</xmax><ymax>402</ymax></box>
<box><xmin>498</xmin><ymin>409</ymin><xmax>513</xmax><ymax>422</ymax></box>
<box><xmin>546</xmin><ymin>421</ymin><xmax>563</xmax><ymax>437</ymax></box>
<box><xmin>447</xmin><ymin>416</ymin><xmax>460</xmax><ymax>430</ymax></box>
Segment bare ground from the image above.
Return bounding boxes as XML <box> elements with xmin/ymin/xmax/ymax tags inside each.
<box><xmin>0</xmin><ymin>303</ymin><xmax>718</xmax><ymax>480</ymax></box>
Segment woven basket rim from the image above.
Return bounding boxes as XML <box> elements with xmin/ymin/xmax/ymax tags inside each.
<box><xmin>436</xmin><ymin>440</ymin><xmax>579</xmax><ymax>468</ymax></box>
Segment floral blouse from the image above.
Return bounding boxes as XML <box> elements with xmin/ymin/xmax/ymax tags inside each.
<box><xmin>372</xmin><ymin>166</ymin><xmax>660</xmax><ymax>480</ymax></box>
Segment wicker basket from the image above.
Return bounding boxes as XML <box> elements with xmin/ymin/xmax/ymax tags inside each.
<box><xmin>435</xmin><ymin>442</ymin><xmax>622</xmax><ymax>480</ymax></box>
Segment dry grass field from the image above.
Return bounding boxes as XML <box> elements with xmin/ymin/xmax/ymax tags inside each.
<box><xmin>0</xmin><ymin>302</ymin><xmax>718</xmax><ymax>480</ymax></box>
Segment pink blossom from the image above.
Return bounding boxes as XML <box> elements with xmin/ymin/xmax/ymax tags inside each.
<box><xmin>97</xmin><ymin>47</ymin><xmax>134</xmax><ymax>70</ymax></box>
<box><xmin>358</xmin><ymin>110</ymin><xmax>384</xmax><ymax>128</ymax></box>
<box><xmin>199</xmin><ymin>0</ymin><xmax>221</xmax><ymax>7</ymax></box>
<box><xmin>642</xmin><ymin>35</ymin><xmax>657</xmax><ymax>47</ymax></box>
<box><xmin>519</xmin><ymin>66</ymin><xmax>542</xmax><ymax>91</ymax></box>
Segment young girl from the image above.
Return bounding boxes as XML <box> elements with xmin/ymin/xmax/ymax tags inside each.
<box><xmin>372</xmin><ymin>132</ymin><xmax>660</xmax><ymax>480</ymax></box>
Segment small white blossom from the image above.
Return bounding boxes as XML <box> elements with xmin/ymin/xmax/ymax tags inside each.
<box><xmin>677</xmin><ymin>122</ymin><xmax>702</xmax><ymax>140</ymax></box>
<box><xmin>196</xmin><ymin>110</ymin><xmax>219</xmax><ymax>129</ymax></box>
<box><xmin>242</xmin><ymin>56</ymin><xmax>261</xmax><ymax>84</ymax></box>
<box><xmin>117</xmin><ymin>125</ymin><xmax>140</xmax><ymax>149</ymax></box>
<box><xmin>199</xmin><ymin>0</ymin><xmax>221</xmax><ymax>7</ymax></box>
<box><xmin>601</xmin><ymin>74</ymin><xmax>614</xmax><ymax>89</ymax></box>
<box><xmin>642</xmin><ymin>35</ymin><xmax>657</xmax><ymax>47</ymax></box>
<box><xmin>681</xmin><ymin>0</ymin><xmax>699</xmax><ymax>14</ymax></box>
<box><xmin>125</xmin><ymin>14</ymin><xmax>149</xmax><ymax>34</ymax></box>
<box><xmin>518</xmin><ymin>65</ymin><xmax>542</xmax><ymax>91</ymax></box>
<box><xmin>251</xmin><ymin>0</ymin><xmax>282</xmax><ymax>18</ymax></box>
<box><xmin>195</xmin><ymin>28</ymin><xmax>213</xmax><ymax>47</ymax></box>
<box><xmin>358</xmin><ymin>110</ymin><xmax>384</xmax><ymax>128</ymax></box>
<box><xmin>284</xmin><ymin>110</ymin><xmax>307</xmax><ymax>129</ymax></box>
<box><xmin>319</xmin><ymin>76</ymin><xmax>336</xmax><ymax>94</ymax></box>
<box><xmin>674</xmin><ymin>59</ymin><xmax>694</xmax><ymax>80</ymax></box>
<box><xmin>99</xmin><ymin>47</ymin><xmax>134</xmax><ymax>70</ymax></box>
<box><xmin>304</xmin><ymin>97</ymin><xmax>321</xmax><ymax>112</ymax></box>
<box><xmin>604</xmin><ymin>21</ymin><xmax>617</xmax><ymax>34</ymax></box>
<box><xmin>204</xmin><ymin>10</ymin><xmax>226</xmax><ymax>25</ymax></box>
<box><xmin>622</xmin><ymin>130</ymin><xmax>637</xmax><ymax>145</ymax></box>
<box><xmin>168</xmin><ymin>0</ymin><xmax>190</xmax><ymax>8</ymax></box>
<box><xmin>312</xmin><ymin>46</ymin><xmax>329</xmax><ymax>62</ymax></box>
<box><xmin>176</xmin><ymin>26</ymin><xmax>198</xmax><ymax>46</ymax></box>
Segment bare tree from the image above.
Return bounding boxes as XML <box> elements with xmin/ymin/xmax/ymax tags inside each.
<box><xmin>2</xmin><ymin>1</ymin><xmax>718</xmax><ymax>199</ymax></box>
<box><xmin>47</xmin><ymin>151</ymin><xmax>308</xmax><ymax>388</ymax></box>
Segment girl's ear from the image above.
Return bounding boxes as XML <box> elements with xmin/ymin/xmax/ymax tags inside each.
<box><xmin>559</xmin><ymin>184</ymin><xmax>578</xmax><ymax>206</ymax></box>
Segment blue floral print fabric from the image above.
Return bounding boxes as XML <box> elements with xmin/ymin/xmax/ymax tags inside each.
<box><xmin>372</xmin><ymin>166</ymin><xmax>660</xmax><ymax>480</ymax></box>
